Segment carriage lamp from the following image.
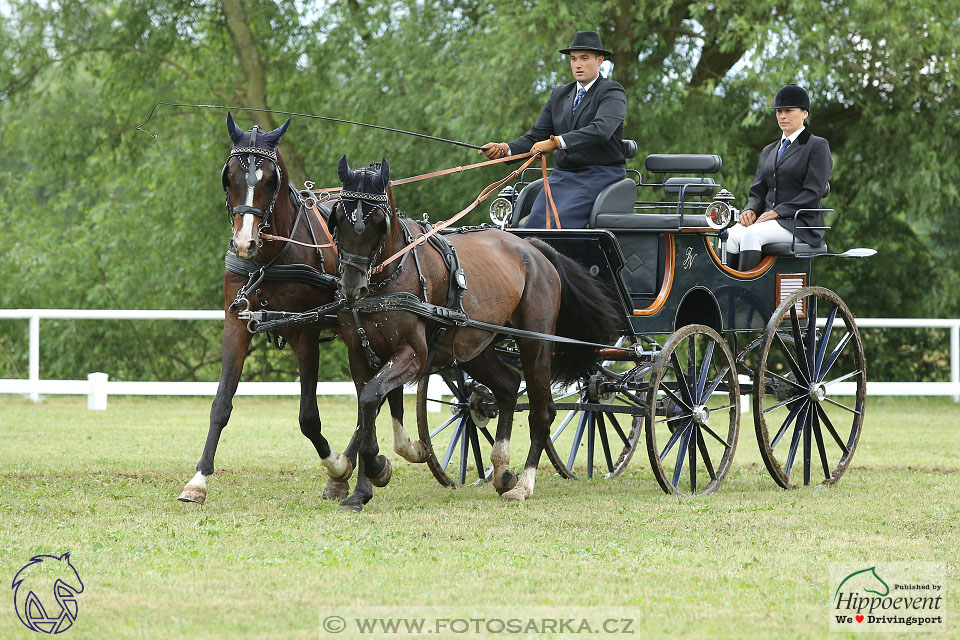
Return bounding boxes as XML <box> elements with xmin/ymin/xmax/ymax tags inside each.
<box><xmin>489</xmin><ymin>185</ymin><xmax>515</xmax><ymax>228</ymax></box>
<box><xmin>705</xmin><ymin>189</ymin><xmax>738</xmax><ymax>230</ymax></box>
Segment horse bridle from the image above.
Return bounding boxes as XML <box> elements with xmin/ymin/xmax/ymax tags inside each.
<box><xmin>221</xmin><ymin>125</ymin><xmax>283</xmax><ymax>242</ymax></box>
<box><xmin>334</xmin><ymin>168</ymin><xmax>392</xmax><ymax>280</ymax></box>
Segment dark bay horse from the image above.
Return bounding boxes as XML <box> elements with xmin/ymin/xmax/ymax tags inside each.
<box><xmin>331</xmin><ymin>156</ymin><xmax>623</xmax><ymax>511</ymax></box>
<box><xmin>177</xmin><ymin>113</ymin><xmax>360</xmax><ymax>504</ymax></box>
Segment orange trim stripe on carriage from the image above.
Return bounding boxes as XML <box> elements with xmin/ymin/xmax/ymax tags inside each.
<box><xmin>633</xmin><ymin>234</ymin><xmax>675</xmax><ymax>316</ymax></box>
<box><xmin>702</xmin><ymin>235</ymin><xmax>776</xmax><ymax>277</ymax></box>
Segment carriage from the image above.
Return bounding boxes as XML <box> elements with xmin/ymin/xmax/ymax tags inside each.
<box><xmin>407</xmin><ymin>143</ymin><xmax>870</xmax><ymax>495</ymax></box>
<box><xmin>215</xmin><ymin>119</ymin><xmax>870</xmax><ymax>504</ymax></box>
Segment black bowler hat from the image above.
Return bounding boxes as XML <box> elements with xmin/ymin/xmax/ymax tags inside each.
<box><xmin>772</xmin><ymin>84</ymin><xmax>810</xmax><ymax>111</ymax></box>
<box><xmin>559</xmin><ymin>31</ymin><xmax>612</xmax><ymax>57</ymax></box>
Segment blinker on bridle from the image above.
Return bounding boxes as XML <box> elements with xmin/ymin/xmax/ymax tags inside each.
<box><xmin>222</xmin><ymin>124</ymin><xmax>283</xmax><ymax>236</ymax></box>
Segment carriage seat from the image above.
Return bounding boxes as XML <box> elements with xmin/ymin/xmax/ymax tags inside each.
<box><xmin>644</xmin><ymin>154</ymin><xmax>723</xmax><ymax>174</ymax></box>
<box><xmin>590</xmin><ymin>177</ymin><xmax>717</xmax><ymax>230</ymax></box>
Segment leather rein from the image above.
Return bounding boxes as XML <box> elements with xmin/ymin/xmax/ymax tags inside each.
<box><xmin>258</xmin><ymin>150</ymin><xmax>562</xmax><ymax>271</ymax></box>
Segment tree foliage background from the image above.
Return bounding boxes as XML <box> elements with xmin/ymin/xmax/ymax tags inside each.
<box><xmin>1</xmin><ymin>0</ymin><xmax>957</xmax><ymax>382</ymax></box>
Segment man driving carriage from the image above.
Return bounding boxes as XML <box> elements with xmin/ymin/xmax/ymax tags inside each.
<box><xmin>480</xmin><ymin>30</ymin><xmax>627</xmax><ymax>229</ymax></box>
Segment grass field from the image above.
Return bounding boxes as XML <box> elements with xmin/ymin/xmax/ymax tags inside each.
<box><xmin>1</xmin><ymin>395</ymin><xmax>957</xmax><ymax>639</ymax></box>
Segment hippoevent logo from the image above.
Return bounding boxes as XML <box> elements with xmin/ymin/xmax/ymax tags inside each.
<box><xmin>830</xmin><ymin>563</ymin><xmax>945</xmax><ymax>632</ymax></box>
<box><xmin>11</xmin><ymin>553</ymin><xmax>84</xmax><ymax>634</ymax></box>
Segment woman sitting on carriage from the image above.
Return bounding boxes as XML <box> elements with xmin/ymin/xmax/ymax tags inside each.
<box><xmin>726</xmin><ymin>84</ymin><xmax>832</xmax><ymax>271</ymax></box>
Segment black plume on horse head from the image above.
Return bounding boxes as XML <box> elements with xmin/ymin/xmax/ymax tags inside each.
<box><xmin>336</xmin><ymin>155</ymin><xmax>391</xmax><ymax>233</ymax></box>
<box><xmin>226</xmin><ymin>111</ymin><xmax>291</xmax><ymax>149</ymax></box>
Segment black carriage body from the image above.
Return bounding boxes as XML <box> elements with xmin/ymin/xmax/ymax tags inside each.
<box><xmin>510</xmin><ymin>228</ymin><xmax>814</xmax><ymax>339</ymax></box>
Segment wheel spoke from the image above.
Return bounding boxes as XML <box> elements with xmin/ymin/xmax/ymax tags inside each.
<box><xmin>586</xmin><ymin>413</ymin><xmax>596</xmax><ymax>479</ymax></box>
<box><xmin>670</xmin><ymin>351</ymin><xmax>695</xmax><ymax>406</ymax></box>
<box><xmin>656</xmin><ymin>411</ymin><xmax>693</xmax><ymax>425</ymax></box>
<box><xmin>771</xmin><ymin>399</ymin><xmax>806</xmax><ymax>450</ymax></box>
<box><xmin>766</xmin><ymin>367</ymin><xmax>808</xmax><ymax>391</ymax></box>
<box><xmin>783</xmin><ymin>403</ymin><xmax>809</xmax><ymax>480</ymax></box>
<box><xmin>789</xmin><ymin>304</ymin><xmax>812</xmax><ymax>381</ymax></box>
<box><xmin>803</xmin><ymin>402</ymin><xmax>812</xmax><ymax>485</ymax></box>
<box><xmin>672</xmin><ymin>425</ymin><xmax>693</xmax><ymax>488</ymax></box>
<box><xmin>702</xmin><ymin>364</ymin><xmax>731</xmax><ymax>401</ymax></box>
<box><xmin>430</xmin><ymin>413</ymin><xmax>460</xmax><ymax>439</ymax></box>
<box><xmin>470</xmin><ymin>424</ymin><xmax>487</xmax><ymax>481</ymax></box>
<box><xmin>763</xmin><ymin>392</ymin><xmax>809</xmax><ymax>414</ymax></box>
<box><xmin>811</xmin><ymin>408</ymin><xmax>831</xmax><ymax>480</ymax></box>
<box><xmin>823</xmin><ymin>369</ymin><xmax>862</xmax><ymax>388</ymax></box>
<box><xmin>478</xmin><ymin>425</ymin><xmax>495</xmax><ymax>445</ymax></box>
<box><xmin>820</xmin><ymin>331</ymin><xmax>853</xmax><ymax>379</ymax></box>
<box><xmin>688</xmin><ymin>335</ymin><xmax>698</xmax><ymax>397</ymax></box>
<box><xmin>566</xmin><ymin>411</ymin><xmax>589</xmax><ymax>470</ymax></box>
<box><xmin>806</xmin><ymin>295</ymin><xmax>818</xmax><ymax>376</ymax></box>
<box><xmin>823</xmin><ymin>396</ymin><xmax>861</xmax><ymax>415</ymax></box>
<box><xmin>551</xmin><ymin>406</ymin><xmax>581</xmax><ymax>441</ymax></box>
<box><xmin>607</xmin><ymin>413</ymin><xmax>631</xmax><ymax>448</ymax></box>
<box><xmin>660</xmin><ymin>382</ymin><xmax>692</xmax><ymax>412</ymax></box>
<box><xmin>696</xmin><ymin>426</ymin><xmax>717</xmax><ymax>481</ymax></box>
<box><xmin>815</xmin><ymin>305</ymin><xmax>838</xmax><ymax>378</ymax></box>
<box><xmin>659</xmin><ymin>420</ymin><xmax>691</xmax><ymax>461</ymax></box>
<box><xmin>775</xmin><ymin>332</ymin><xmax>810</xmax><ymax>385</ymax></box>
<box><xmin>815</xmin><ymin>403</ymin><xmax>849</xmax><ymax>455</ymax></box>
<box><xmin>597</xmin><ymin>413</ymin><xmax>615</xmax><ymax>473</ymax></box>
<box><xmin>696</xmin><ymin>341</ymin><xmax>716</xmax><ymax>400</ymax></box>
<box><xmin>699</xmin><ymin>422</ymin><xmax>731</xmax><ymax>449</ymax></box>
<box><xmin>459</xmin><ymin>420</ymin><xmax>471</xmax><ymax>485</ymax></box>
<box><xmin>425</xmin><ymin>397</ymin><xmax>461</xmax><ymax>409</ymax></box>
<box><xmin>440</xmin><ymin>370</ymin><xmax>468</xmax><ymax>402</ymax></box>
<box><xmin>440</xmin><ymin>418</ymin><xmax>465</xmax><ymax>470</ymax></box>
<box><xmin>689</xmin><ymin>424</ymin><xmax>698</xmax><ymax>493</ymax></box>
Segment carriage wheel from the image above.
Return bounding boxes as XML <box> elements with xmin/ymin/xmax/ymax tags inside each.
<box><xmin>415</xmin><ymin>368</ymin><xmax>567</xmax><ymax>487</ymax></box>
<box><xmin>644</xmin><ymin>324</ymin><xmax>740</xmax><ymax>495</ymax></box>
<box><xmin>754</xmin><ymin>287</ymin><xmax>865</xmax><ymax>489</ymax></box>
<box><xmin>545</xmin><ymin>364</ymin><xmax>648</xmax><ymax>480</ymax></box>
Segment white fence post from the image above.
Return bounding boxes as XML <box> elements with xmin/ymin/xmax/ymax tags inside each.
<box><xmin>29</xmin><ymin>314</ymin><xmax>40</xmax><ymax>402</ymax></box>
<box><xmin>952</xmin><ymin>324</ymin><xmax>959</xmax><ymax>403</ymax></box>
<box><xmin>87</xmin><ymin>372</ymin><xmax>108</xmax><ymax>410</ymax></box>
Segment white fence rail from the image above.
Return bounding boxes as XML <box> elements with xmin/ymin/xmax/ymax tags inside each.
<box><xmin>1</xmin><ymin>309</ymin><xmax>958</xmax><ymax>408</ymax></box>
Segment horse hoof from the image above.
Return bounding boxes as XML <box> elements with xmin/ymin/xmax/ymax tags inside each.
<box><xmin>494</xmin><ymin>469</ymin><xmax>518</xmax><ymax>495</ymax></box>
<box><xmin>501</xmin><ymin>486</ymin><xmax>528</xmax><ymax>502</ymax></box>
<box><xmin>322</xmin><ymin>477</ymin><xmax>350</xmax><ymax>501</ymax></box>
<box><xmin>369</xmin><ymin>457</ymin><xmax>393</xmax><ymax>488</ymax></box>
<box><xmin>338</xmin><ymin>499</ymin><xmax>364</xmax><ymax>513</ymax></box>
<box><xmin>395</xmin><ymin>441</ymin><xmax>429</xmax><ymax>464</ymax></box>
<box><xmin>177</xmin><ymin>485</ymin><xmax>206</xmax><ymax>504</ymax></box>
<box><xmin>329</xmin><ymin>458</ymin><xmax>354</xmax><ymax>482</ymax></box>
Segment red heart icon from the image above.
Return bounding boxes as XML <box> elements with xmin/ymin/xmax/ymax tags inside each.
<box><xmin>856</xmin><ymin>615</ymin><xmax>864</xmax><ymax>623</ymax></box>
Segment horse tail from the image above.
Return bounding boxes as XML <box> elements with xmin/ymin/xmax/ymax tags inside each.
<box><xmin>526</xmin><ymin>238</ymin><xmax>624</xmax><ymax>385</ymax></box>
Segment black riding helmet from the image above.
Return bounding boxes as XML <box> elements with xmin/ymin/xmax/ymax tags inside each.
<box><xmin>772</xmin><ymin>84</ymin><xmax>810</xmax><ymax>111</ymax></box>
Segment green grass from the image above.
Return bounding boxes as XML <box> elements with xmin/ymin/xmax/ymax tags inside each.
<box><xmin>1</xmin><ymin>396</ymin><xmax>958</xmax><ymax>639</ymax></box>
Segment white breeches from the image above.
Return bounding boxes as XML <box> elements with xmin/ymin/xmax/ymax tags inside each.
<box><xmin>726</xmin><ymin>220</ymin><xmax>795</xmax><ymax>253</ymax></box>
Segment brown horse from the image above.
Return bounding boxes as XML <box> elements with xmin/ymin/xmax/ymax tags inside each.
<box><xmin>177</xmin><ymin>113</ymin><xmax>362</xmax><ymax>504</ymax></box>
<box><xmin>331</xmin><ymin>156</ymin><xmax>623</xmax><ymax>511</ymax></box>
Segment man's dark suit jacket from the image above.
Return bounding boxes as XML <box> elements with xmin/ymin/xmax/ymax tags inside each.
<box><xmin>507</xmin><ymin>75</ymin><xmax>626</xmax><ymax>170</ymax></box>
<box><xmin>746</xmin><ymin>128</ymin><xmax>833</xmax><ymax>247</ymax></box>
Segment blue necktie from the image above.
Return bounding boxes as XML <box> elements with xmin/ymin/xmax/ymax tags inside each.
<box><xmin>572</xmin><ymin>87</ymin><xmax>585</xmax><ymax>114</ymax></box>
<box><xmin>777</xmin><ymin>138</ymin><xmax>791</xmax><ymax>163</ymax></box>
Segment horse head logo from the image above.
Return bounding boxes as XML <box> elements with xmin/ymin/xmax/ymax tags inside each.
<box><xmin>12</xmin><ymin>552</ymin><xmax>84</xmax><ymax>634</ymax></box>
<box><xmin>834</xmin><ymin>566</ymin><xmax>890</xmax><ymax>600</ymax></box>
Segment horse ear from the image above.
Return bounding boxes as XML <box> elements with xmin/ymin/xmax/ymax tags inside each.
<box><xmin>379</xmin><ymin>157</ymin><xmax>390</xmax><ymax>184</ymax></box>
<box><xmin>263</xmin><ymin>118</ymin><xmax>291</xmax><ymax>147</ymax></box>
<box><xmin>337</xmin><ymin>154</ymin><xmax>351</xmax><ymax>183</ymax></box>
<box><xmin>226</xmin><ymin>112</ymin><xmax>244</xmax><ymax>144</ymax></box>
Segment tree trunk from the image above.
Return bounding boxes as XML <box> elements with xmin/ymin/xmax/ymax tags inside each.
<box><xmin>220</xmin><ymin>0</ymin><xmax>308</xmax><ymax>187</ymax></box>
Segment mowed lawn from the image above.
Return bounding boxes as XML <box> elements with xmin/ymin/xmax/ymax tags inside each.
<box><xmin>1</xmin><ymin>395</ymin><xmax>957</xmax><ymax>639</ymax></box>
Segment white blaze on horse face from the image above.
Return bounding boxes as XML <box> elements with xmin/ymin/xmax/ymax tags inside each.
<box><xmin>233</xmin><ymin>169</ymin><xmax>263</xmax><ymax>258</ymax></box>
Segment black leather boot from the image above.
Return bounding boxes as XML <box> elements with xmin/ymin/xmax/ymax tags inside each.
<box><xmin>739</xmin><ymin>249</ymin><xmax>763</xmax><ymax>271</ymax></box>
<box><xmin>725</xmin><ymin>252</ymin><xmax>739</xmax><ymax>270</ymax></box>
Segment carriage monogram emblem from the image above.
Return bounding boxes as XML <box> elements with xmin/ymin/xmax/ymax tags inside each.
<box><xmin>682</xmin><ymin>247</ymin><xmax>696</xmax><ymax>269</ymax></box>
<box><xmin>12</xmin><ymin>553</ymin><xmax>84</xmax><ymax>634</ymax></box>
